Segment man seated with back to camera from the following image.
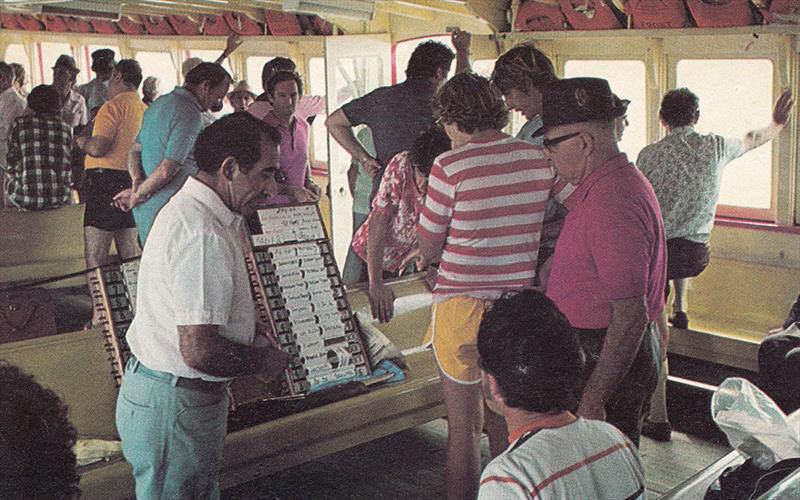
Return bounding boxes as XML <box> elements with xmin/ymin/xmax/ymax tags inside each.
<box><xmin>476</xmin><ymin>290</ymin><xmax>646</xmax><ymax>500</ymax></box>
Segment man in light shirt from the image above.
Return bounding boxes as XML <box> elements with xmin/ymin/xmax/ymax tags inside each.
<box><xmin>116</xmin><ymin>113</ymin><xmax>291</xmax><ymax>499</ymax></box>
<box><xmin>477</xmin><ymin>290</ymin><xmax>646</xmax><ymax>500</ymax></box>
<box><xmin>0</xmin><ymin>61</ymin><xmax>26</xmax><ymax>206</ymax></box>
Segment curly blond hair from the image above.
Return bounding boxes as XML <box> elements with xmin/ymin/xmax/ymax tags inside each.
<box><xmin>433</xmin><ymin>72</ymin><xmax>508</xmax><ymax>134</ymax></box>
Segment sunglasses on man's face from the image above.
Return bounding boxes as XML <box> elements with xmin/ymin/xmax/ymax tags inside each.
<box><xmin>542</xmin><ymin>132</ymin><xmax>582</xmax><ymax>152</ymax></box>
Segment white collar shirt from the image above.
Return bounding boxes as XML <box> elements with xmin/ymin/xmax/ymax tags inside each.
<box><xmin>0</xmin><ymin>86</ymin><xmax>26</xmax><ymax>147</ymax></box>
<box><xmin>126</xmin><ymin>176</ymin><xmax>255</xmax><ymax>381</ymax></box>
<box><xmin>60</xmin><ymin>89</ymin><xmax>88</xmax><ymax>129</ymax></box>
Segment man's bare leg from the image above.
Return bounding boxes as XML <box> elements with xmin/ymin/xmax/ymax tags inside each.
<box><xmin>113</xmin><ymin>227</ymin><xmax>141</xmax><ymax>260</ymax></box>
<box><xmin>84</xmin><ymin>226</ymin><xmax>115</xmax><ymax>327</ymax></box>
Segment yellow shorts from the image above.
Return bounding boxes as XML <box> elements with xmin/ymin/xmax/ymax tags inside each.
<box><xmin>424</xmin><ymin>296</ymin><xmax>493</xmax><ymax>385</ymax></box>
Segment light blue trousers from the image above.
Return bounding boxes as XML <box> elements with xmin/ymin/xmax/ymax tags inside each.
<box><xmin>116</xmin><ymin>358</ymin><xmax>229</xmax><ymax>500</ymax></box>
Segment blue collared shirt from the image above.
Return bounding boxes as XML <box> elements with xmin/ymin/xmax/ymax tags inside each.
<box><xmin>134</xmin><ymin>86</ymin><xmax>204</xmax><ymax>244</ymax></box>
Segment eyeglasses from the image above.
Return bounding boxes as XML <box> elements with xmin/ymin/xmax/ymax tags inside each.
<box><xmin>542</xmin><ymin>132</ymin><xmax>582</xmax><ymax>152</ymax></box>
<box><xmin>264</xmin><ymin>168</ymin><xmax>286</xmax><ymax>183</ymax></box>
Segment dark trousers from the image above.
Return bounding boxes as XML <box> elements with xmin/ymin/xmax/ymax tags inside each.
<box><xmin>575</xmin><ymin>322</ymin><xmax>661</xmax><ymax>446</ymax></box>
<box><xmin>758</xmin><ymin>323</ymin><xmax>800</xmax><ymax>413</ymax></box>
<box><xmin>665</xmin><ymin>238</ymin><xmax>711</xmax><ymax>298</ymax></box>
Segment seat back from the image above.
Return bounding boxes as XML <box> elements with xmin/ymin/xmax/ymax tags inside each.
<box><xmin>0</xmin><ymin>328</ymin><xmax>119</xmax><ymax>439</ymax></box>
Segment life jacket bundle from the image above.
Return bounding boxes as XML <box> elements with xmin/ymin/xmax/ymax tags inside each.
<box><xmin>168</xmin><ymin>15</ymin><xmax>201</xmax><ymax>36</ymax></box>
<box><xmin>760</xmin><ymin>0</ymin><xmax>800</xmax><ymax>24</ymax></box>
<box><xmin>559</xmin><ymin>0</ymin><xmax>623</xmax><ymax>29</ymax></box>
<box><xmin>140</xmin><ymin>15</ymin><xmax>176</xmax><ymax>36</ymax></box>
<box><xmin>265</xmin><ymin>10</ymin><xmax>303</xmax><ymax>36</ymax></box>
<box><xmin>685</xmin><ymin>0</ymin><xmax>755</xmax><ymax>27</ymax></box>
<box><xmin>623</xmin><ymin>0</ymin><xmax>691</xmax><ymax>29</ymax></box>
<box><xmin>515</xmin><ymin>0</ymin><xmax>569</xmax><ymax>31</ymax></box>
<box><xmin>224</xmin><ymin>11</ymin><xmax>262</xmax><ymax>35</ymax></box>
<box><xmin>201</xmin><ymin>15</ymin><xmax>233</xmax><ymax>36</ymax></box>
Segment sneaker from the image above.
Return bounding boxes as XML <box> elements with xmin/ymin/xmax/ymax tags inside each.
<box><xmin>642</xmin><ymin>420</ymin><xmax>672</xmax><ymax>442</ymax></box>
<box><xmin>669</xmin><ymin>311</ymin><xmax>688</xmax><ymax>329</ymax></box>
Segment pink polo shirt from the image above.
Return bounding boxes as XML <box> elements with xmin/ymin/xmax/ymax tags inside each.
<box><xmin>262</xmin><ymin>112</ymin><xmax>310</xmax><ymax>206</ymax></box>
<box><xmin>546</xmin><ymin>154</ymin><xmax>666</xmax><ymax>329</ymax></box>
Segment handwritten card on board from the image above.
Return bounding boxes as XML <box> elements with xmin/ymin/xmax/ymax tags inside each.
<box><xmin>251</xmin><ymin>204</ymin><xmax>325</xmax><ymax>246</ymax></box>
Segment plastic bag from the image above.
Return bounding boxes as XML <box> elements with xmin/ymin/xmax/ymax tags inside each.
<box><xmin>711</xmin><ymin>377</ymin><xmax>800</xmax><ymax>469</ymax></box>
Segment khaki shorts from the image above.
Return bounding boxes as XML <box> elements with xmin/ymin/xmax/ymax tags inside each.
<box><xmin>424</xmin><ymin>296</ymin><xmax>493</xmax><ymax>384</ymax></box>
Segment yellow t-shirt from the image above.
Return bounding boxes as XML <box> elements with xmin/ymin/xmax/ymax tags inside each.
<box><xmin>85</xmin><ymin>90</ymin><xmax>147</xmax><ymax>171</ymax></box>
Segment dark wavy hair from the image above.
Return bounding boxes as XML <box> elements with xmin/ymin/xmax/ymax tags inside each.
<box><xmin>184</xmin><ymin>62</ymin><xmax>232</xmax><ymax>89</ymax></box>
<box><xmin>491</xmin><ymin>43</ymin><xmax>557</xmax><ymax>95</ymax></box>
<box><xmin>266</xmin><ymin>70</ymin><xmax>304</xmax><ymax>98</ymax></box>
<box><xmin>433</xmin><ymin>72</ymin><xmax>508</xmax><ymax>134</ymax></box>
<box><xmin>659</xmin><ymin>88</ymin><xmax>700</xmax><ymax>128</ymax></box>
<box><xmin>406</xmin><ymin>40</ymin><xmax>455</xmax><ymax>80</ymax></box>
<box><xmin>409</xmin><ymin>126</ymin><xmax>451</xmax><ymax>177</ymax></box>
<box><xmin>261</xmin><ymin>56</ymin><xmax>296</xmax><ymax>91</ymax></box>
<box><xmin>0</xmin><ymin>360</ymin><xmax>80</xmax><ymax>499</ymax></box>
<box><xmin>194</xmin><ymin>112</ymin><xmax>281</xmax><ymax>174</ymax></box>
<box><xmin>115</xmin><ymin>59</ymin><xmax>143</xmax><ymax>89</ymax></box>
<box><xmin>478</xmin><ymin>290</ymin><xmax>585</xmax><ymax>413</ymax></box>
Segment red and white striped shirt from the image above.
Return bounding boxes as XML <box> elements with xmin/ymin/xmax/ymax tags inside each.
<box><xmin>478</xmin><ymin>418</ymin><xmax>646</xmax><ymax>500</ymax></box>
<box><xmin>418</xmin><ymin>130</ymin><xmax>572</xmax><ymax>300</ymax></box>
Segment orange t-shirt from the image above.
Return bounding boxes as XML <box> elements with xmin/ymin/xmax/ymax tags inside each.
<box><xmin>85</xmin><ymin>90</ymin><xmax>146</xmax><ymax>171</ymax></box>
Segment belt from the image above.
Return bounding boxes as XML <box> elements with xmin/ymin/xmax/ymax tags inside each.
<box><xmin>126</xmin><ymin>356</ymin><xmax>230</xmax><ymax>394</ymax></box>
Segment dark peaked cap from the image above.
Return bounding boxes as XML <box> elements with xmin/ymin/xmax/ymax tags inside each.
<box><xmin>536</xmin><ymin>77</ymin><xmax>628</xmax><ymax>136</ymax></box>
<box><xmin>91</xmin><ymin>48</ymin><xmax>116</xmax><ymax>71</ymax></box>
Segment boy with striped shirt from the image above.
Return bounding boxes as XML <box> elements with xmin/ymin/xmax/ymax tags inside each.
<box><xmin>412</xmin><ymin>73</ymin><xmax>573</xmax><ymax>500</ymax></box>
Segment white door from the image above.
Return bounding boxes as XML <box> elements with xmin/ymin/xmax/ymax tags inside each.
<box><xmin>324</xmin><ymin>34</ymin><xmax>391</xmax><ymax>269</ymax></box>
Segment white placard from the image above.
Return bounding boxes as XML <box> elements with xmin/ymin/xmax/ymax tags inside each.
<box><xmin>252</xmin><ymin>205</ymin><xmax>325</xmax><ymax>246</ymax></box>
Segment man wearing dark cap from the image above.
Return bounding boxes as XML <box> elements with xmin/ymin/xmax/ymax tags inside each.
<box><xmin>78</xmin><ymin>48</ymin><xmax>116</xmax><ymax>113</ymax></box>
<box><xmin>112</xmin><ymin>62</ymin><xmax>232</xmax><ymax>243</ymax></box>
<box><xmin>539</xmin><ymin>77</ymin><xmax>666</xmax><ymax>446</ymax></box>
<box><xmin>52</xmin><ymin>54</ymin><xmax>87</xmax><ymax>130</ymax></box>
<box><xmin>5</xmin><ymin>85</ymin><xmax>73</xmax><ymax>210</ymax></box>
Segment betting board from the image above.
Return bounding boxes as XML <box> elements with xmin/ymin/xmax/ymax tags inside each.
<box><xmin>88</xmin><ymin>261</ymin><xmax>138</xmax><ymax>387</ymax></box>
<box><xmin>244</xmin><ymin>204</ymin><xmax>371</xmax><ymax>396</ymax></box>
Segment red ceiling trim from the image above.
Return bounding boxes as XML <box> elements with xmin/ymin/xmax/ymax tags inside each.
<box><xmin>0</xmin><ymin>11</ymin><xmax>336</xmax><ymax>36</ymax></box>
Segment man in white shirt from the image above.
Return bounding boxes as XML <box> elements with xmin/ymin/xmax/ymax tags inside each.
<box><xmin>0</xmin><ymin>61</ymin><xmax>26</xmax><ymax>206</ymax></box>
<box><xmin>51</xmin><ymin>55</ymin><xmax>87</xmax><ymax>130</ymax></box>
<box><xmin>116</xmin><ymin>112</ymin><xmax>291</xmax><ymax>499</ymax></box>
<box><xmin>477</xmin><ymin>290</ymin><xmax>646</xmax><ymax>500</ymax></box>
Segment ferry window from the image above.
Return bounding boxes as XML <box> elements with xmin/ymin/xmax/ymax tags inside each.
<box><xmin>564</xmin><ymin>60</ymin><xmax>647</xmax><ymax>161</ymax></box>
<box><xmin>136</xmin><ymin>51</ymin><xmax>178</xmax><ymax>96</ymax></box>
<box><xmin>246</xmin><ymin>55</ymin><xmax>274</xmax><ymax>93</ymax></box>
<box><xmin>472</xmin><ymin>59</ymin><xmax>495</xmax><ymax>78</ymax></box>
<box><xmin>308</xmin><ymin>57</ymin><xmax>328</xmax><ymax>166</ymax></box>
<box><xmin>84</xmin><ymin>44</ymin><xmax>119</xmax><ymax>84</ymax></box>
<box><xmin>38</xmin><ymin>42</ymin><xmax>73</xmax><ymax>85</ymax></box>
<box><xmin>677</xmin><ymin>59</ymin><xmax>774</xmax><ymax>215</ymax></box>
<box><xmin>186</xmin><ymin>49</ymin><xmax>235</xmax><ymax>76</ymax></box>
<box><xmin>4</xmin><ymin>44</ymin><xmax>31</xmax><ymax>92</ymax></box>
<box><xmin>333</xmin><ymin>56</ymin><xmax>383</xmax><ymax>107</ymax></box>
<box><xmin>393</xmin><ymin>35</ymin><xmax>454</xmax><ymax>83</ymax></box>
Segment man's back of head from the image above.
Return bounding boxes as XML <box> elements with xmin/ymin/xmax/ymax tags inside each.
<box><xmin>114</xmin><ymin>59</ymin><xmax>144</xmax><ymax>90</ymax></box>
<box><xmin>0</xmin><ymin>360</ymin><xmax>80</xmax><ymax>499</ymax></box>
<box><xmin>659</xmin><ymin>88</ymin><xmax>700</xmax><ymax>129</ymax></box>
<box><xmin>0</xmin><ymin>62</ymin><xmax>14</xmax><ymax>91</ymax></box>
<box><xmin>27</xmin><ymin>84</ymin><xmax>62</xmax><ymax>115</ymax></box>
<box><xmin>478</xmin><ymin>290</ymin><xmax>585</xmax><ymax>415</ymax></box>
<box><xmin>405</xmin><ymin>41</ymin><xmax>455</xmax><ymax>81</ymax></box>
